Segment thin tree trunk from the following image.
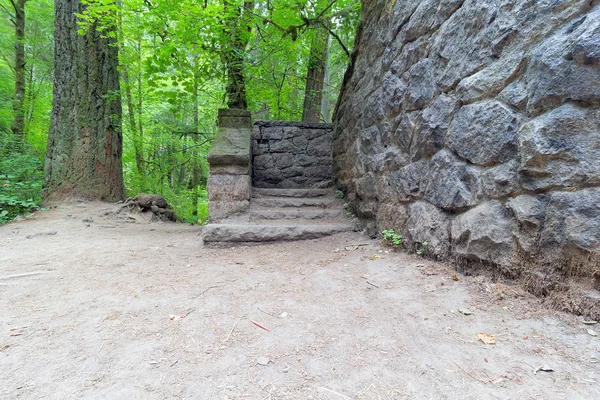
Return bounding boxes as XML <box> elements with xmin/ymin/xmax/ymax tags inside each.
<box><xmin>44</xmin><ymin>0</ymin><xmax>124</xmax><ymax>201</ymax></box>
<box><xmin>302</xmin><ymin>25</ymin><xmax>328</xmax><ymax>123</ymax></box>
<box><xmin>191</xmin><ymin>76</ymin><xmax>201</xmax><ymax>216</ymax></box>
<box><xmin>11</xmin><ymin>0</ymin><xmax>27</xmax><ymax>139</ymax></box>
<box><xmin>137</xmin><ymin>38</ymin><xmax>144</xmax><ymax>158</ymax></box>
<box><xmin>118</xmin><ymin>1</ymin><xmax>144</xmax><ymax>176</ymax></box>
<box><xmin>321</xmin><ymin>33</ymin><xmax>331</xmax><ymax>123</ymax></box>
<box><xmin>222</xmin><ymin>0</ymin><xmax>253</xmax><ymax>109</ymax></box>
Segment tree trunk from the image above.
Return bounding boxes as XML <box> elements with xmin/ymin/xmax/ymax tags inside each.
<box><xmin>11</xmin><ymin>0</ymin><xmax>26</xmax><ymax>139</ymax></box>
<box><xmin>137</xmin><ymin>38</ymin><xmax>145</xmax><ymax>170</ymax></box>
<box><xmin>302</xmin><ymin>25</ymin><xmax>328</xmax><ymax>123</ymax></box>
<box><xmin>191</xmin><ymin>76</ymin><xmax>204</xmax><ymax>216</ymax></box>
<box><xmin>44</xmin><ymin>0</ymin><xmax>125</xmax><ymax>201</ymax></box>
<box><xmin>118</xmin><ymin>2</ymin><xmax>144</xmax><ymax>176</ymax></box>
<box><xmin>222</xmin><ymin>0</ymin><xmax>253</xmax><ymax>110</ymax></box>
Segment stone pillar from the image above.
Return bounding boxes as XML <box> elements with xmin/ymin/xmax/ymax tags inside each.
<box><xmin>207</xmin><ymin>109</ymin><xmax>252</xmax><ymax>221</ymax></box>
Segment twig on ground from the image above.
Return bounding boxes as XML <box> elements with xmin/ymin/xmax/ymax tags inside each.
<box><xmin>190</xmin><ymin>286</ymin><xmax>220</xmax><ymax>299</ymax></box>
<box><xmin>224</xmin><ymin>319</ymin><xmax>239</xmax><ymax>342</ymax></box>
<box><xmin>257</xmin><ymin>306</ymin><xmax>280</xmax><ymax>318</ymax></box>
<box><xmin>251</xmin><ymin>320</ymin><xmax>271</xmax><ymax>332</ymax></box>
<box><xmin>366</xmin><ymin>281</ymin><xmax>379</xmax><ymax>288</ymax></box>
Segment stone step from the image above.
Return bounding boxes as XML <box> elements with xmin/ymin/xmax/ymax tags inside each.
<box><xmin>202</xmin><ymin>223</ymin><xmax>354</xmax><ymax>243</ymax></box>
<box><xmin>249</xmin><ymin>206</ymin><xmax>344</xmax><ymax>220</ymax></box>
<box><xmin>252</xmin><ymin>188</ymin><xmax>332</xmax><ymax>198</ymax></box>
<box><xmin>252</xmin><ymin>196</ymin><xmax>335</xmax><ymax>208</ymax></box>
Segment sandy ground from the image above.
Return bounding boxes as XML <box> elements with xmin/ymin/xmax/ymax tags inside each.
<box><xmin>1</xmin><ymin>202</ymin><xmax>599</xmax><ymax>400</ymax></box>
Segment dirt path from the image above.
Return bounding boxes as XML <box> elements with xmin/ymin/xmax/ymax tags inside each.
<box><xmin>1</xmin><ymin>203</ymin><xmax>599</xmax><ymax>399</ymax></box>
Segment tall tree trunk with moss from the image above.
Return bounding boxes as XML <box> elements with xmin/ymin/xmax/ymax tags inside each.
<box><xmin>11</xmin><ymin>0</ymin><xmax>27</xmax><ymax>140</ymax></box>
<box><xmin>302</xmin><ymin>25</ymin><xmax>328</xmax><ymax>123</ymax></box>
<box><xmin>44</xmin><ymin>0</ymin><xmax>125</xmax><ymax>201</ymax></box>
<box><xmin>222</xmin><ymin>0</ymin><xmax>253</xmax><ymax>109</ymax></box>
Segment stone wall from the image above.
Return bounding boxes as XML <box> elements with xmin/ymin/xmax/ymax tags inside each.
<box><xmin>333</xmin><ymin>1</ymin><xmax>600</xmax><ymax>281</ymax></box>
<box><xmin>253</xmin><ymin>120</ymin><xmax>334</xmax><ymax>188</ymax></box>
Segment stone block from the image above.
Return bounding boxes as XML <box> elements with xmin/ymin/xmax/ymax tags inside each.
<box><xmin>406</xmin><ymin>201</ymin><xmax>451</xmax><ymax>259</ymax></box>
<box><xmin>423</xmin><ymin>150</ymin><xmax>481</xmax><ymax>211</ymax></box>
<box><xmin>519</xmin><ymin>104</ymin><xmax>600</xmax><ymax>191</ymax></box>
<box><xmin>506</xmin><ymin>194</ymin><xmax>547</xmax><ymax>255</ymax></box>
<box><xmin>207</xmin><ymin>126</ymin><xmax>252</xmax><ymax>168</ymax></box>
<box><xmin>208</xmin><ymin>200</ymin><xmax>250</xmax><ymax>221</ymax></box>
<box><xmin>526</xmin><ymin>9</ymin><xmax>600</xmax><ymax>115</ymax></box>
<box><xmin>446</xmin><ymin>100</ymin><xmax>519</xmax><ymax>166</ymax></box>
<box><xmin>217</xmin><ymin>108</ymin><xmax>252</xmax><ymax>128</ymax></box>
<box><xmin>540</xmin><ymin>188</ymin><xmax>600</xmax><ymax>258</ymax></box>
<box><xmin>207</xmin><ymin>174</ymin><xmax>251</xmax><ymax>202</ymax></box>
<box><xmin>451</xmin><ymin>201</ymin><xmax>516</xmax><ymax>266</ymax></box>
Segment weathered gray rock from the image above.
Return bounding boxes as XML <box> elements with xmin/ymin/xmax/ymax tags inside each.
<box><xmin>382</xmin><ymin>72</ymin><xmax>406</xmax><ymax>117</ymax></box>
<box><xmin>423</xmin><ymin>150</ymin><xmax>481</xmax><ymax>210</ymax></box>
<box><xmin>506</xmin><ymin>195</ymin><xmax>547</xmax><ymax>254</ymax></box>
<box><xmin>406</xmin><ymin>201</ymin><xmax>451</xmax><ymax>258</ymax></box>
<box><xmin>519</xmin><ymin>104</ymin><xmax>600</xmax><ymax>191</ymax></box>
<box><xmin>404</xmin><ymin>59</ymin><xmax>438</xmax><ymax>111</ymax></box>
<box><xmin>526</xmin><ymin>10</ymin><xmax>600</xmax><ymax>115</ymax></box>
<box><xmin>410</xmin><ymin>94</ymin><xmax>458</xmax><ymax>159</ymax></box>
<box><xmin>446</xmin><ymin>101</ymin><xmax>519</xmax><ymax>166</ymax></box>
<box><xmin>541</xmin><ymin>188</ymin><xmax>600</xmax><ymax>257</ymax></box>
<box><xmin>456</xmin><ymin>52</ymin><xmax>526</xmax><ymax>103</ymax></box>
<box><xmin>451</xmin><ymin>201</ymin><xmax>516</xmax><ymax>266</ymax></box>
<box><xmin>481</xmin><ymin>160</ymin><xmax>520</xmax><ymax>199</ymax></box>
<box><xmin>382</xmin><ymin>160</ymin><xmax>429</xmax><ymax>202</ymax></box>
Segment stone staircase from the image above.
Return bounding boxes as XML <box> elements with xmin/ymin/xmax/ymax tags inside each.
<box><xmin>203</xmin><ymin>110</ymin><xmax>354</xmax><ymax>244</ymax></box>
<box><xmin>202</xmin><ymin>188</ymin><xmax>355</xmax><ymax>243</ymax></box>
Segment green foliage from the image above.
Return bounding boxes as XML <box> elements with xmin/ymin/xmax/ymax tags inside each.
<box><xmin>335</xmin><ymin>189</ymin><xmax>344</xmax><ymax>199</ymax></box>
<box><xmin>416</xmin><ymin>241</ymin><xmax>430</xmax><ymax>256</ymax></box>
<box><xmin>382</xmin><ymin>229</ymin><xmax>403</xmax><ymax>246</ymax></box>
<box><xmin>0</xmin><ymin>141</ymin><xmax>43</xmax><ymax>224</ymax></box>
<box><xmin>0</xmin><ymin>0</ymin><xmax>360</xmax><ymax>225</ymax></box>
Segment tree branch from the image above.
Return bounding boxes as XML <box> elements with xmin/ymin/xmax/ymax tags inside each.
<box><xmin>320</xmin><ymin>22</ymin><xmax>349</xmax><ymax>57</ymax></box>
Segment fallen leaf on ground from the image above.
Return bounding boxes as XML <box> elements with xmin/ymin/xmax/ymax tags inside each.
<box><xmin>477</xmin><ymin>332</ymin><xmax>496</xmax><ymax>345</ymax></box>
<box><xmin>459</xmin><ymin>308</ymin><xmax>474</xmax><ymax>316</ymax></box>
<box><xmin>451</xmin><ymin>273</ymin><xmax>459</xmax><ymax>281</ymax></box>
<box><xmin>361</xmin><ymin>275</ymin><xmax>369</xmax><ymax>279</ymax></box>
<box><xmin>583</xmin><ymin>320</ymin><xmax>598</xmax><ymax>325</ymax></box>
<box><xmin>169</xmin><ymin>315</ymin><xmax>186</xmax><ymax>321</ymax></box>
<box><xmin>371</xmin><ymin>254</ymin><xmax>381</xmax><ymax>260</ymax></box>
<box><xmin>345</xmin><ymin>246</ymin><xmax>358</xmax><ymax>251</ymax></box>
<box><xmin>587</xmin><ymin>329</ymin><xmax>598</xmax><ymax>337</ymax></box>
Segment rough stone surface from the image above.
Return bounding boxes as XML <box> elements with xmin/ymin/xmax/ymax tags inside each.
<box><xmin>519</xmin><ymin>104</ymin><xmax>600</xmax><ymax>191</ymax></box>
<box><xmin>446</xmin><ymin>100</ymin><xmax>519</xmax><ymax>166</ymax></box>
<box><xmin>541</xmin><ymin>188</ymin><xmax>600</xmax><ymax>261</ymax></box>
<box><xmin>506</xmin><ymin>194</ymin><xmax>547</xmax><ymax>255</ymax></box>
<box><xmin>405</xmin><ymin>201</ymin><xmax>451</xmax><ymax>259</ymax></box>
<box><xmin>207</xmin><ymin>175</ymin><xmax>251</xmax><ymax>202</ymax></box>
<box><xmin>333</xmin><ymin>0</ymin><xmax>600</xmax><ymax>278</ymax></box>
<box><xmin>253</xmin><ymin>121</ymin><xmax>334</xmax><ymax>188</ymax></box>
<box><xmin>451</xmin><ymin>201</ymin><xmax>516</xmax><ymax>266</ymax></box>
<box><xmin>202</xmin><ymin>223</ymin><xmax>354</xmax><ymax>243</ymax></box>
<box><xmin>207</xmin><ymin>109</ymin><xmax>252</xmax><ymax>221</ymax></box>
